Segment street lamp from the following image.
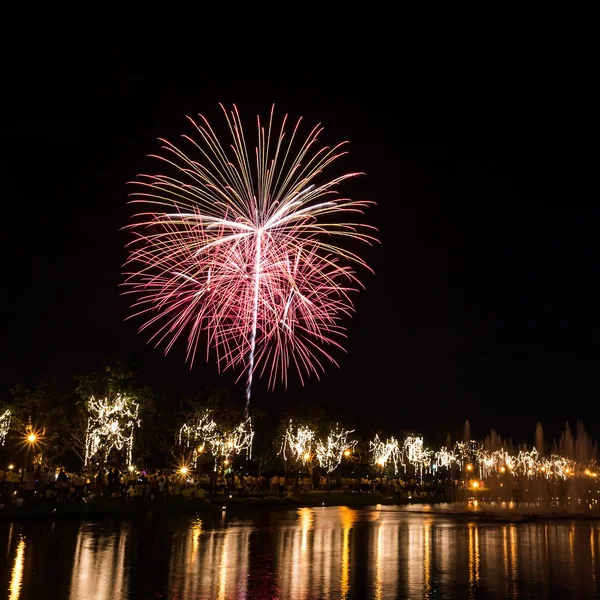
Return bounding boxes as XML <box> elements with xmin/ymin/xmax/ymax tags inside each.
<box><xmin>343</xmin><ymin>449</ymin><xmax>351</xmax><ymax>491</ymax></box>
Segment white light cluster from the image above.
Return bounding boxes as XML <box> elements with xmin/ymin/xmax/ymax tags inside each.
<box><xmin>435</xmin><ymin>446</ymin><xmax>457</xmax><ymax>469</ymax></box>
<box><xmin>315</xmin><ymin>424</ymin><xmax>357</xmax><ymax>473</ymax></box>
<box><xmin>368</xmin><ymin>433</ymin><xmax>599</xmax><ymax>481</ymax></box>
<box><xmin>179</xmin><ymin>409</ymin><xmax>254</xmax><ymax>468</ymax></box>
<box><xmin>370</xmin><ymin>434</ymin><xmax>403</xmax><ymax>474</ymax></box>
<box><xmin>429</xmin><ymin>440</ymin><xmax>599</xmax><ymax>481</ymax></box>
<box><xmin>403</xmin><ymin>436</ymin><xmax>433</xmax><ymax>477</ymax></box>
<box><xmin>84</xmin><ymin>394</ymin><xmax>140</xmax><ymax>467</ymax></box>
<box><xmin>279</xmin><ymin>420</ymin><xmax>316</xmax><ymax>464</ymax></box>
<box><xmin>0</xmin><ymin>409</ymin><xmax>11</xmax><ymax>446</ymax></box>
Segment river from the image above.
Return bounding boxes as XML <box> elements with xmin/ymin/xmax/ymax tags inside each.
<box><xmin>1</xmin><ymin>506</ymin><xmax>598</xmax><ymax>599</ymax></box>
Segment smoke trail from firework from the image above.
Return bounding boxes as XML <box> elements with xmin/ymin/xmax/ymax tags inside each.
<box><xmin>123</xmin><ymin>105</ymin><xmax>376</xmax><ymax>412</ymax></box>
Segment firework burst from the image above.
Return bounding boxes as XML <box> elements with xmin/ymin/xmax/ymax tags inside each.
<box><xmin>123</xmin><ymin>104</ymin><xmax>376</xmax><ymax>411</ymax></box>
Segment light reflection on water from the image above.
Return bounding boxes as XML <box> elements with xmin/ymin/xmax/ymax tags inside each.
<box><xmin>69</xmin><ymin>521</ymin><xmax>130</xmax><ymax>599</ymax></box>
<box><xmin>0</xmin><ymin>507</ymin><xmax>598</xmax><ymax>599</ymax></box>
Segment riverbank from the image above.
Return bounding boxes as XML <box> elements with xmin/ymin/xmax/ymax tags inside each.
<box><xmin>1</xmin><ymin>492</ymin><xmax>599</xmax><ymax>523</ymax></box>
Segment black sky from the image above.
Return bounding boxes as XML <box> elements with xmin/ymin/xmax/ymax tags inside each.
<box><xmin>2</xmin><ymin>54</ymin><xmax>599</xmax><ymax>445</ymax></box>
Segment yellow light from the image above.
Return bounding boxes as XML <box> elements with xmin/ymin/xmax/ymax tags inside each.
<box><xmin>128</xmin><ymin>465</ymin><xmax>135</xmax><ymax>472</ymax></box>
<box><xmin>466</xmin><ymin>464</ymin><xmax>473</xmax><ymax>472</ymax></box>
<box><xmin>223</xmin><ymin>459</ymin><xmax>229</xmax><ymax>466</ymax></box>
<box><xmin>303</xmin><ymin>452</ymin><xmax>310</xmax><ymax>461</ymax></box>
<box><xmin>27</xmin><ymin>433</ymin><xmax>37</xmax><ymax>443</ymax></box>
<box><xmin>344</xmin><ymin>449</ymin><xmax>351</xmax><ymax>457</ymax></box>
<box><xmin>8</xmin><ymin>464</ymin><xmax>14</xmax><ymax>470</ymax></box>
<box><xmin>180</xmin><ymin>467</ymin><xmax>188</xmax><ymax>475</ymax></box>
<box><xmin>499</xmin><ymin>466</ymin><xmax>506</xmax><ymax>473</ymax></box>
<box><xmin>471</xmin><ymin>481</ymin><xmax>479</xmax><ymax>488</ymax></box>
<box><xmin>377</xmin><ymin>458</ymin><xmax>385</xmax><ymax>466</ymax></box>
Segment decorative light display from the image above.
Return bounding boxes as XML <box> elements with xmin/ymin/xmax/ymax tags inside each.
<box><xmin>279</xmin><ymin>420</ymin><xmax>316</xmax><ymax>465</ymax></box>
<box><xmin>370</xmin><ymin>434</ymin><xmax>402</xmax><ymax>473</ymax></box>
<box><xmin>0</xmin><ymin>409</ymin><xmax>11</xmax><ymax>446</ymax></box>
<box><xmin>431</xmin><ymin>441</ymin><xmax>598</xmax><ymax>481</ymax></box>
<box><xmin>179</xmin><ymin>409</ymin><xmax>219</xmax><ymax>449</ymax></box>
<box><xmin>403</xmin><ymin>435</ymin><xmax>433</xmax><ymax>478</ymax></box>
<box><xmin>84</xmin><ymin>394</ymin><xmax>140</xmax><ymax>467</ymax></box>
<box><xmin>435</xmin><ymin>446</ymin><xmax>457</xmax><ymax>469</ymax></box>
<box><xmin>364</xmin><ymin>433</ymin><xmax>599</xmax><ymax>482</ymax></box>
<box><xmin>179</xmin><ymin>409</ymin><xmax>254</xmax><ymax>469</ymax></box>
<box><xmin>315</xmin><ymin>425</ymin><xmax>357</xmax><ymax>473</ymax></box>
<box><xmin>123</xmin><ymin>105</ymin><xmax>376</xmax><ymax>413</ymax></box>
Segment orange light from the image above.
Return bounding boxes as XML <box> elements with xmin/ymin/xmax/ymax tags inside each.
<box><xmin>499</xmin><ymin>466</ymin><xmax>506</xmax><ymax>473</ymax></box>
<box><xmin>27</xmin><ymin>434</ymin><xmax>37</xmax><ymax>443</ymax></box>
<box><xmin>303</xmin><ymin>452</ymin><xmax>310</xmax><ymax>461</ymax></box>
<box><xmin>344</xmin><ymin>449</ymin><xmax>351</xmax><ymax>457</ymax></box>
<box><xmin>466</xmin><ymin>464</ymin><xmax>473</xmax><ymax>472</ymax></box>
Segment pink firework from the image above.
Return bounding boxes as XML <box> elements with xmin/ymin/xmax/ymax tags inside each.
<box><xmin>123</xmin><ymin>104</ymin><xmax>376</xmax><ymax>411</ymax></box>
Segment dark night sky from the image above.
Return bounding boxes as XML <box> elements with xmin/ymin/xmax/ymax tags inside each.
<box><xmin>2</xmin><ymin>53</ymin><xmax>599</xmax><ymax>445</ymax></box>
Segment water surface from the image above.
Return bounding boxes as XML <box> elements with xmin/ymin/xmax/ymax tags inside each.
<box><xmin>1</xmin><ymin>506</ymin><xmax>598</xmax><ymax>599</ymax></box>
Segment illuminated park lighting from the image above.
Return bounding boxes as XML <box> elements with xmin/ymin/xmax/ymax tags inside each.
<box><xmin>179</xmin><ymin>409</ymin><xmax>254</xmax><ymax>468</ymax></box>
<box><xmin>315</xmin><ymin>425</ymin><xmax>357</xmax><ymax>473</ymax></box>
<box><xmin>0</xmin><ymin>410</ymin><xmax>11</xmax><ymax>446</ymax></box>
<box><xmin>84</xmin><ymin>394</ymin><xmax>140</xmax><ymax>468</ymax></box>
<box><xmin>280</xmin><ymin>421</ymin><xmax>316</xmax><ymax>466</ymax></box>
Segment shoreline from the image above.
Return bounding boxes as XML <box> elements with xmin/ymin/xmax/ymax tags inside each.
<box><xmin>1</xmin><ymin>493</ymin><xmax>599</xmax><ymax>523</ymax></box>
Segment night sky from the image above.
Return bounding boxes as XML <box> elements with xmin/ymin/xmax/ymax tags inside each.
<box><xmin>2</xmin><ymin>56</ymin><xmax>599</xmax><ymax>445</ymax></box>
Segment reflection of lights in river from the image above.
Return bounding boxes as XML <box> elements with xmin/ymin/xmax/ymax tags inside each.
<box><xmin>339</xmin><ymin>507</ymin><xmax>357</xmax><ymax>600</ymax></box>
<box><xmin>217</xmin><ymin>534</ymin><xmax>229</xmax><ymax>600</ymax></box>
<box><xmin>468</xmin><ymin>523</ymin><xmax>480</xmax><ymax>594</ymax></box>
<box><xmin>591</xmin><ymin>526</ymin><xmax>597</xmax><ymax>596</ymax></box>
<box><xmin>191</xmin><ymin>519</ymin><xmax>202</xmax><ymax>564</ymax></box>
<box><xmin>69</xmin><ymin>523</ymin><xmax>130</xmax><ymax>600</ymax></box>
<box><xmin>299</xmin><ymin>507</ymin><xmax>313</xmax><ymax>553</ymax></box>
<box><xmin>423</xmin><ymin>520</ymin><xmax>432</xmax><ymax>597</ymax></box>
<box><xmin>374</xmin><ymin>526</ymin><xmax>383</xmax><ymax>600</ymax></box>
<box><xmin>9</xmin><ymin>537</ymin><xmax>25</xmax><ymax>600</ymax></box>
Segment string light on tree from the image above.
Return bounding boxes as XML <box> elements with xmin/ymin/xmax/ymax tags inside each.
<box><xmin>315</xmin><ymin>425</ymin><xmax>357</xmax><ymax>473</ymax></box>
<box><xmin>179</xmin><ymin>409</ymin><xmax>254</xmax><ymax>469</ymax></box>
<box><xmin>0</xmin><ymin>409</ymin><xmax>10</xmax><ymax>446</ymax></box>
<box><xmin>403</xmin><ymin>436</ymin><xmax>433</xmax><ymax>479</ymax></box>
<box><xmin>84</xmin><ymin>394</ymin><xmax>140</xmax><ymax>468</ymax></box>
<box><xmin>369</xmin><ymin>434</ymin><xmax>402</xmax><ymax>474</ymax></box>
<box><xmin>435</xmin><ymin>446</ymin><xmax>457</xmax><ymax>469</ymax></box>
<box><xmin>279</xmin><ymin>420</ymin><xmax>316</xmax><ymax>465</ymax></box>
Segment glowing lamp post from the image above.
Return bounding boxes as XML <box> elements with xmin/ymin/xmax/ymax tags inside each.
<box><xmin>344</xmin><ymin>449</ymin><xmax>351</xmax><ymax>491</ymax></box>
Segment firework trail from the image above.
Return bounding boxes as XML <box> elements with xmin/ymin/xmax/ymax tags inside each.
<box><xmin>123</xmin><ymin>104</ymin><xmax>376</xmax><ymax>414</ymax></box>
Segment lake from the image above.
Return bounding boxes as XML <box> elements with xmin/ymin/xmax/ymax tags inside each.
<box><xmin>1</xmin><ymin>506</ymin><xmax>598</xmax><ymax>599</ymax></box>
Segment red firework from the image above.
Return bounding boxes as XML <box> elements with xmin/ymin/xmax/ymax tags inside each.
<box><xmin>123</xmin><ymin>104</ymin><xmax>376</xmax><ymax>403</ymax></box>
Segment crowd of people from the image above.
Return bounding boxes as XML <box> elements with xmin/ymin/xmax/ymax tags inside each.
<box><xmin>0</xmin><ymin>464</ymin><xmax>442</xmax><ymax>510</ymax></box>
